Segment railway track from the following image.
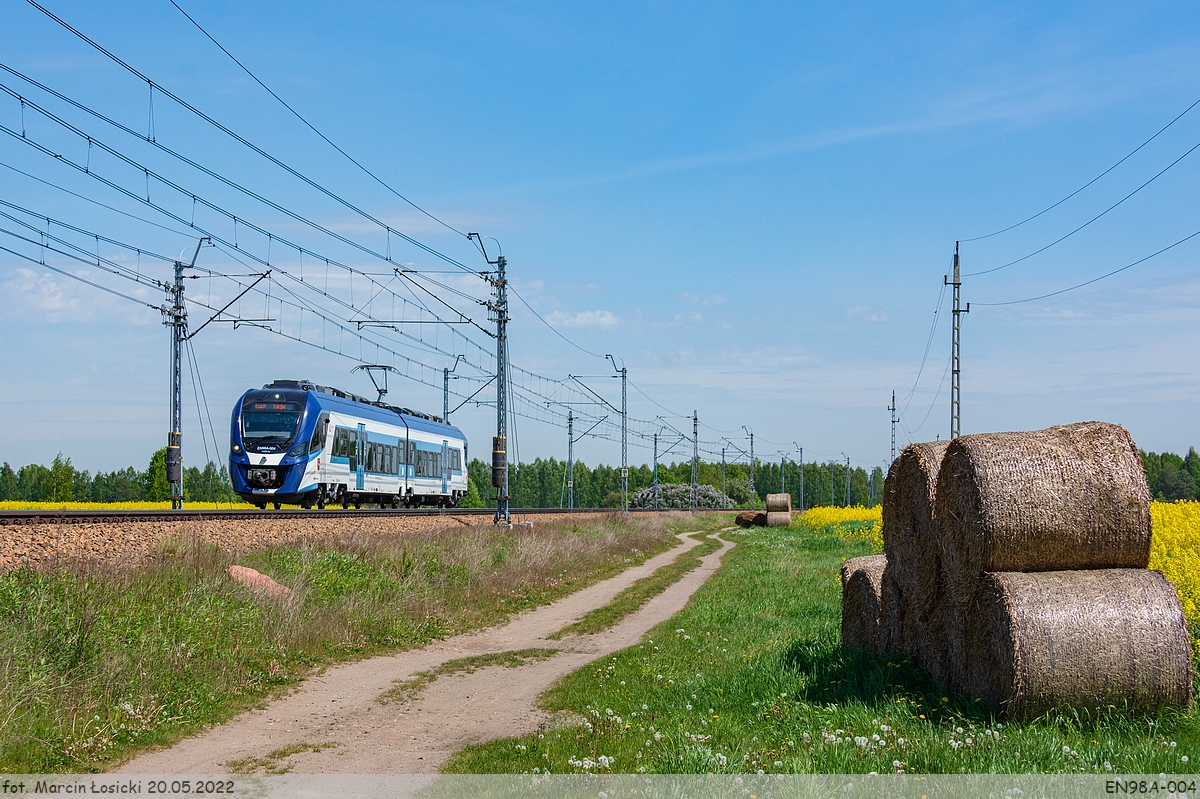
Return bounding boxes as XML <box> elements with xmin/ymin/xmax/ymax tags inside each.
<box><xmin>0</xmin><ymin>506</ymin><xmax>682</xmax><ymax>525</ymax></box>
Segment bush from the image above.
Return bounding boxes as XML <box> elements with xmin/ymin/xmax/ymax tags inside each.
<box><xmin>629</xmin><ymin>482</ymin><xmax>732</xmax><ymax>510</ymax></box>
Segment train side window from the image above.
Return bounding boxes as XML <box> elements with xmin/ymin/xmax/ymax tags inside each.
<box><xmin>310</xmin><ymin>414</ymin><xmax>329</xmax><ymax>454</ymax></box>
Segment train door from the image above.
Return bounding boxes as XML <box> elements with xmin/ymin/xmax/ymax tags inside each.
<box><xmin>356</xmin><ymin>423</ymin><xmax>366</xmax><ymax>490</ymax></box>
<box><xmin>441</xmin><ymin>439</ymin><xmax>449</xmax><ymax>495</ymax></box>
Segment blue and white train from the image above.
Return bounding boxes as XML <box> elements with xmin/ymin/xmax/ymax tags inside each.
<box><xmin>229</xmin><ymin>379</ymin><xmax>468</xmax><ymax>509</ymax></box>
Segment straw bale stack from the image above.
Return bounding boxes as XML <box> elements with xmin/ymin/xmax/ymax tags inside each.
<box><xmin>766</xmin><ymin>511</ymin><xmax>791</xmax><ymax>527</ymax></box>
<box><xmin>882</xmin><ymin>440</ymin><xmax>949</xmax><ymax>679</ymax></box>
<box><xmin>840</xmin><ymin>555</ymin><xmax>886</xmax><ymax>653</ymax></box>
<box><xmin>935</xmin><ymin>421</ymin><xmax>1151</xmax><ymax>607</ymax></box>
<box><xmin>766</xmin><ymin>493</ymin><xmax>792</xmax><ymax>512</ymax></box>
<box><xmin>965</xmin><ymin>569</ymin><xmax>1192</xmax><ymax>718</ymax></box>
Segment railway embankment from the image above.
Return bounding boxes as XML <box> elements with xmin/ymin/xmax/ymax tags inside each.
<box><xmin>0</xmin><ymin>510</ymin><xmax>625</xmax><ymax>571</ymax></box>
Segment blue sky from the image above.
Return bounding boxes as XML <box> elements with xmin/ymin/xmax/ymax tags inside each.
<box><xmin>1</xmin><ymin>0</ymin><xmax>1198</xmax><ymax>475</ymax></box>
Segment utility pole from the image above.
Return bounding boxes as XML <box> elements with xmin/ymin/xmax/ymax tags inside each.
<box><xmin>830</xmin><ymin>462</ymin><xmax>835</xmax><ymax>506</ymax></box>
<box><xmin>869</xmin><ymin>468</ymin><xmax>875</xmax><ymax>506</ymax></box>
<box><xmin>166</xmin><ymin>238</ymin><xmax>208</xmax><ymax>510</ymax></box>
<box><xmin>721</xmin><ymin>447</ymin><xmax>727</xmax><ymax>509</ymax></box>
<box><xmin>743</xmin><ymin>426</ymin><xmax>755</xmax><ymax>509</ymax></box>
<box><xmin>607</xmin><ymin>355</ymin><xmax>628</xmax><ymax>515</ymax></box>
<box><xmin>889</xmin><ymin>390</ymin><xmax>897</xmax><ymax>463</ymax></box>
<box><xmin>469</xmin><ymin>233</ymin><xmax>509</xmax><ymax>523</ymax></box>
<box><xmin>691</xmin><ymin>411</ymin><xmax>699</xmax><ymax>513</ymax></box>
<box><xmin>947</xmin><ymin>242</ymin><xmax>969</xmax><ymax>440</ymax></box>
<box><xmin>844</xmin><ymin>454</ymin><xmax>851</xmax><ymax>507</ymax></box>
<box><xmin>780</xmin><ymin>453</ymin><xmax>786</xmax><ymax>494</ymax></box>
<box><xmin>444</xmin><ymin>355</ymin><xmax>464</xmax><ymax>421</ymax></box>
<box><xmin>793</xmin><ymin>443</ymin><xmax>804</xmax><ymax>511</ymax></box>
<box><xmin>652</xmin><ymin>431</ymin><xmax>659</xmax><ymax>510</ymax></box>
<box><xmin>567</xmin><ymin>410</ymin><xmax>574</xmax><ymax>509</ymax></box>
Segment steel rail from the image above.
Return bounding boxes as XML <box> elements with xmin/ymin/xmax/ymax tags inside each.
<box><xmin>0</xmin><ymin>506</ymin><xmax>697</xmax><ymax>525</ymax></box>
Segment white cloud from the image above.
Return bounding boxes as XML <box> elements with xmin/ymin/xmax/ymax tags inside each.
<box><xmin>544</xmin><ymin>309</ymin><xmax>619</xmax><ymax>329</ymax></box>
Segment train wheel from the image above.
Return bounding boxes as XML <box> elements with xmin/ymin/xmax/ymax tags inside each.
<box><xmin>354</xmin><ymin>498</ymin><xmax>361</xmax><ymax>509</ymax></box>
<box><xmin>317</xmin><ymin>496</ymin><xmax>326</xmax><ymax>510</ymax></box>
<box><xmin>273</xmin><ymin>502</ymin><xmax>281</xmax><ymax>510</ymax></box>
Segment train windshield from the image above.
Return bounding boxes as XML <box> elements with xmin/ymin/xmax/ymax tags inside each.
<box><xmin>242</xmin><ymin>401</ymin><xmax>303</xmax><ymax>442</ymax></box>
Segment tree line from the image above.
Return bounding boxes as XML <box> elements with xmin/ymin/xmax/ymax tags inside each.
<box><xmin>0</xmin><ymin>449</ymin><xmax>239</xmax><ymax>503</ymax></box>
<box><xmin>462</xmin><ymin>457</ymin><xmax>885</xmax><ymax>509</ymax></box>
<box><xmin>5</xmin><ymin>447</ymin><xmax>1193</xmax><ymax>506</ymax></box>
<box><xmin>1141</xmin><ymin>448</ymin><xmax>1200</xmax><ymax>501</ymax></box>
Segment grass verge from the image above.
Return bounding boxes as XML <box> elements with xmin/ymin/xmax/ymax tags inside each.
<box><xmin>378</xmin><ymin>649</ymin><xmax>559</xmax><ymax>706</ymax></box>
<box><xmin>0</xmin><ymin>512</ymin><xmax>718</xmax><ymax>773</ymax></box>
<box><xmin>444</xmin><ymin>518</ymin><xmax>1200</xmax><ymax>774</ymax></box>
<box><xmin>547</xmin><ymin>532</ymin><xmax>725</xmax><ymax>640</ymax></box>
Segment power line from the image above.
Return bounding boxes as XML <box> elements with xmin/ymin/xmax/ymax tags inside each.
<box><xmin>166</xmin><ymin>0</ymin><xmax>467</xmax><ymax>239</ymax></box>
<box><xmin>898</xmin><ymin>279</ymin><xmax>947</xmax><ymax>416</ymax></box>
<box><xmin>963</xmin><ymin>95</ymin><xmax>1200</xmax><ymax>242</ymax></box>
<box><xmin>965</xmin><ymin>138</ymin><xmax>1200</xmax><ymax>277</ymax></box>
<box><xmin>508</xmin><ymin>285</ymin><xmax>608</xmax><ymax>360</ymax></box>
<box><xmin>17</xmin><ymin>7</ymin><xmax>477</xmax><ymax>274</ymax></box>
<box><xmin>0</xmin><ymin>240</ymin><xmax>160</xmax><ymax>310</ymax></box>
<box><xmin>974</xmin><ymin>227</ymin><xmax>1200</xmax><ymax>307</ymax></box>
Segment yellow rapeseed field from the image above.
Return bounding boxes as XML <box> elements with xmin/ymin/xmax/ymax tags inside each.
<box><xmin>1149</xmin><ymin>500</ymin><xmax>1200</xmax><ymax>650</ymax></box>
<box><xmin>800</xmin><ymin>504</ymin><xmax>883</xmax><ymax>552</ymax></box>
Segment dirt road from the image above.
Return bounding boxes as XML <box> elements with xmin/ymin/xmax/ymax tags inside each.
<box><xmin>117</xmin><ymin>530</ymin><xmax>734</xmax><ymax>774</ymax></box>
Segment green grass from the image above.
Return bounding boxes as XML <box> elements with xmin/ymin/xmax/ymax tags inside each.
<box><xmin>547</xmin><ymin>532</ymin><xmax>725</xmax><ymax>640</ymax></box>
<box><xmin>0</xmin><ymin>513</ymin><xmax>709</xmax><ymax>773</ymax></box>
<box><xmin>226</xmin><ymin>741</ymin><xmax>340</xmax><ymax>774</ymax></box>
<box><xmin>443</xmin><ymin>520</ymin><xmax>1200</xmax><ymax>775</ymax></box>
<box><xmin>378</xmin><ymin>649</ymin><xmax>560</xmax><ymax>706</ymax></box>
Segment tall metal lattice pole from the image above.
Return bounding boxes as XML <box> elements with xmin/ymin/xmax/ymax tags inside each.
<box><xmin>567</xmin><ymin>410</ymin><xmax>574</xmax><ymax>509</ymax></box>
<box><xmin>794</xmin><ymin>443</ymin><xmax>803</xmax><ymax>511</ymax></box>
<box><xmin>889</xmin><ymin>389</ymin><xmax>897</xmax><ymax>463</ymax></box>
<box><xmin>622</xmin><ymin>367</ymin><xmax>628</xmax><ymax>514</ymax></box>
<box><xmin>165</xmin><ymin>238</ymin><xmax>207</xmax><ymax>510</ymax></box>
<box><xmin>844</xmin><ymin>455</ymin><xmax>851</xmax><ymax>507</ymax></box>
<box><xmin>743</xmin><ymin>426</ymin><xmax>754</xmax><ymax>509</ymax></box>
<box><xmin>947</xmin><ymin>242</ymin><xmax>969</xmax><ymax>440</ymax></box>
<box><xmin>721</xmin><ymin>447</ymin><xmax>726</xmax><ymax>509</ymax></box>
<box><xmin>691</xmin><ymin>411</ymin><xmax>699</xmax><ymax>513</ymax></box>
<box><xmin>167</xmin><ymin>257</ymin><xmax>185</xmax><ymax>510</ymax></box>
<box><xmin>495</xmin><ymin>253</ymin><xmax>510</xmax><ymax>522</ymax></box>
<box><xmin>470</xmin><ymin>234</ymin><xmax>510</xmax><ymax>523</ymax></box>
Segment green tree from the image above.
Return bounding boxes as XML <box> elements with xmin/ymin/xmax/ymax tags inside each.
<box><xmin>49</xmin><ymin>453</ymin><xmax>75</xmax><ymax>502</ymax></box>
<box><xmin>16</xmin><ymin>464</ymin><xmax>51</xmax><ymax>501</ymax></box>
<box><xmin>144</xmin><ymin>448</ymin><xmax>170</xmax><ymax>502</ymax></box>
<box><xmin>0</xmin><ymin>463</ymin><xmax>16</xmax><ymax>501</ymax></box>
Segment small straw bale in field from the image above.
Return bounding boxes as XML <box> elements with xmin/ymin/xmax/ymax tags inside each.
<box><xmin>735</xmin><ymin>510</ymin><xmax>767</xmax><ymax>528</ymax></box>
<box><xmin>766</xmin><ymin>511</ymin><xmax>791</xmax><ymax>527</ymax></box>
<box><xmin>967</xmin><ymin>569</ymin><xmax>1193</xmax><ymax>719</ymax></box>
<box><xmin>878</xmin><ymin>562</ymin><xmax>903</xmax><ymax>655</ymax></box>
<box><xmin>841</xmin><ymin>554</ymin><xmax>887</xmax><ymax>653</ymax></box>
<box><xmin>882</xmin><ymin>440</ymin><xmax>950</xmax><ymax>680</ymax></box>
<box><xmin>936</xmin><ymin>421</ymin><xmax>1151</xmax><ymax>608</ymax></box>
<box><xmin>766</xmin><ymin>493</ymin><xmax>792</xmax><ymax>513</ymax></box>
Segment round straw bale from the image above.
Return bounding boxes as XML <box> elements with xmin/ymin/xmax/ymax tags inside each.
<box><xmin>878</xmin><ymin>562</ymin><xmax>903</xmax><ymax>655</ymax></box>
<box><xmin>935</xmin><ymin>422</ymin><xmax>1151</xmax><ymax>608</ymax></box>
<box><xmin>735</xmin><ymin>510</ymin><xmax>767</xmax><ymax>528</ymax></box>
<box><xmin>766</xmin><ymin>493</ymin><xmax>792</xmax><ymax>513</ymax></box>
<box><xmin>882</xmin><ymin>440</ymin><xmax>950</xmax><ymax>679</ymax></box>
<box><xmin>841</xmin><ymin>554</ymin><xmax>887</xmax><ymax>653</ymax></box>
<box><xmin>766</xmin><ymin>511</ymin><xmax>791</xmax><ymax>527</ymax></box>
<box><xmin>966</xmin><ymin>569</ymin><xmax>1192</xmax><ymax>719</ymax></box>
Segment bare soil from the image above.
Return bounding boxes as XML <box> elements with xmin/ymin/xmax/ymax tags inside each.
<box><xmin>116</xmin><ymin>530</ymin><xmax>733</xmax><ymax>774</ymax></box>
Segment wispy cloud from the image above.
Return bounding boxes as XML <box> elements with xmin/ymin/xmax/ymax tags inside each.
<box><xmin>545</xmin><ymin>309</ymin><xmax>619</xmax><ymax>329</ymax></box>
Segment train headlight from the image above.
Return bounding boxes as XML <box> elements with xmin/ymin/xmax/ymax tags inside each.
<box><xmin>232</xmin><ymin>444</ymin><xmax>242</xmax><ymax>454</ymax></box>
<box><xmin>286</xmin><ymin>441</ymin><xmax>308</xmax><ymax>458</ymax></box>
